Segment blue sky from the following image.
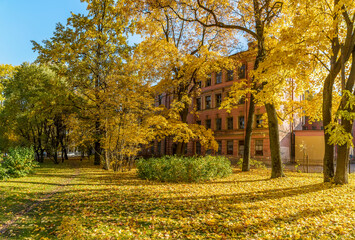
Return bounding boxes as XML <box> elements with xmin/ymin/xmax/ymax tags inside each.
<box><xmin>0</xmin><ymin>0</ymin><xmax>142</xmax><ymax>66</ymax></box>
<box><xmin>0</xmin><ymin>0</ymin><xmax>89</xmax><ymax>65</ymax></box>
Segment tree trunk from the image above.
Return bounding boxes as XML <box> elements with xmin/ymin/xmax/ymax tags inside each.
<box><xmin>334</xmin><ymin>118</ymin><xmax>352</xmax><ymax>184</ymax></box>
<box><xmin>103</xmin><ymin>149</ymin><xmax>110</xmax><ymax>170</ymax></box>
<box><xmin>242</xmin><ymin>93</ymin><xmax>255</xmax><ymax>171</ymax></box>
<box><xmin>54</xmin><ymin>151</ymin><xmax>59</xmax><ymax>164</ymax></box>
<box><xmin>265</xmin><ymin>103</ymin><xmax>284</xmax><ymax>178</ymax></box>
<box><xmin>61</xmin><ymin>148</ymin><xmax>65</xmax><ymax>163</ymax></box>
<box><xmin>35</xmin><ymin>150</ymin><xmax>40</xmax><ymax>163</ymax></box>
<box><xmin>64</xmin><ymin>148</ymin><xmax>68</xmax><ymax>160</ymax></box>
<box><xmin>175</xmin><ymin>104</ymin><xmax>189</xmax><ymax>156</ymax></box>
<box><xmin>175</xmin><ymin>142</ymin><xmax>186</xmax><ymax>156</ymax></box>
<box><xmin>94</xmin><ymin>120</ymin><xmax>101</xmax><ymax>165</ymax></box>
<box><xmin>323</xmin><ymin>77</ymin><xmax>335</xmax><ymax>182</ymax></box>
<box><xmin>40</xmin><ymin>148</ymin><xmax>45</xmax><ymax>163</ymax></box>
<box><xmin>334</xmin><ymin>51</ymin><xmax>355</xmax><ymax>184</ymax></box>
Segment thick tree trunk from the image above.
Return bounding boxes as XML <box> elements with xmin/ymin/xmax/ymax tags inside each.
<box><xmin>322</xmin><ymin>0</ymin><xmax>342</xmax><ymax>182</ymax></box>
<box><xmin>265</xmin><ymin>103</ymin><xmax>284</xmax><ymax>178</ymax></box>
<box><xmin>334</xmin><ymin>118</ymin><xmax>352</xmax><ymax>184</ymax></box>
<box><xmin>334</xmin><ymin>52</ymin><xmax>355</xmax><ymax>184</ymax></box>
<box><xmin>54</xmin><ymin>151</ymin><xmax>59</xmax><ymax>164</ymax></box>
<box><xmin>242</xmin><ymin>94</ymin><xmax>255</xmax><ymax>171</ymax></box>
<box><xmin>323</xmin><ymin>78</ymin><xmax>335</xmax><ymax>182</ymax></box>
<box><xmin>64</xmin><ymin>148</ymin><xmax>68</xmax><ymax>160</ymax></box>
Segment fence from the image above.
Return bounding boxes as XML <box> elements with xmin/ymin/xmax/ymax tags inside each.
<box><xmin>284</xmin><ymin>158</ymin><xmax>355</xmax><ymax>173</ymax></box>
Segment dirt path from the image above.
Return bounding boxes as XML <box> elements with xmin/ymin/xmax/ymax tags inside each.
<box><xmin>0</xmin><ymin>166</ymin><xmax>80</xmax><ymax>235</ymax></box>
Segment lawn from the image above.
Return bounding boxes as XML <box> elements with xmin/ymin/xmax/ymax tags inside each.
<box><xmin>0</xmin><ymin>159</ymin><xmax>354</xmax><ymax>239</ymax></box>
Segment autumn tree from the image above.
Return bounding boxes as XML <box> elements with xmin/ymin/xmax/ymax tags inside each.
<box><xmin>147</xmin><ymin>0</ymin><xmax>284</xmax><ymax>178</ymax></box>
<box><xmin>32</xmin><ymin>0</ymin><xmax>130</xmax><ymax>165</ymax></box>
<box><xmin>1</xmin><ymin>63</ymin><xmax>73</xmax><ymax>163</ymax></box>
<box><xmin>129</xmin><ymin>2</ymin><xmax>236</xmax><ymax>155</ymax></box>
<box><xmin>250</xmin><ymin>0</ymin><xmax>355</xmax><ymax>184</ymax></box>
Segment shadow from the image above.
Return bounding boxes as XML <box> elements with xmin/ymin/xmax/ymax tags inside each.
<box><xmin>42</xmin><ymin>182</ymin><xmax>338</xmax><ymax>216</ymax></box>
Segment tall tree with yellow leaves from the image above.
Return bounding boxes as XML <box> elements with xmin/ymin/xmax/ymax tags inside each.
<box><xmin>250</xmin><ymin>0</ymin><xmax>355</xmax><ymax>184</ymax></box>
<box><xmin>148</xmin><ymin>0</ymin><xmax>285</xmax><ymax>178</ymax></box>
<box><xmin>130</xmin><ymin>2</ymin><xmax>235</xmax><ymax>155</ymax></box>
<box><xmin>32</xmin><ymin>0</ymin><xmax>131</xmax><ymax>165</ymax></box>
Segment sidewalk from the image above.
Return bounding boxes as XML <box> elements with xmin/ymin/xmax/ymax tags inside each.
<box><xmin>284</xmin><ymin>162</ymin><xmax>355</xmax><ymax>173</ymax></box>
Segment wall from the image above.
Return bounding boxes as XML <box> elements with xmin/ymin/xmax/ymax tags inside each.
<box><xmin>294</xmin><ymin>130</ymin><xmax>324</xmax><ymax>165</ymax></box>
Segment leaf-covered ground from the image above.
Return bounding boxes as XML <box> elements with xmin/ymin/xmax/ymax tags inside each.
<box><xmin>0</xmin><ymin>159</ymin><xmax>354</xmax><ymax>239</ymax></box>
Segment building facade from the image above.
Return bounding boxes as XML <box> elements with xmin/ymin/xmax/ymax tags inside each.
<box><xmin>147</xmin><ymin>47</ymin><xmax>298</xmax><ymax>164</ymax></box>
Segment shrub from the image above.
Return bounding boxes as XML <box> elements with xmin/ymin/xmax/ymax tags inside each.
<box><xmin>136</xmin><ymin>155</ymin><xmax>232</xmax><ymax>182</ymax></box>
<box><xmin>236</xmin><ymin>158</ymin><xmax>266</xmax><ymax>169</ymax></box>
<box><xmin>0</xmin><ymin>147</ymin><xmax>37</xmax><ymax>180</ymax></box>
<box><xmin>0</xmin><ymin>166</ymin><xmax>9</xmax><ymax>180</ymax></box>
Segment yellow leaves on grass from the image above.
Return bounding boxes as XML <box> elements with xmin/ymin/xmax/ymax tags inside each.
<box><xmin>8</xmin><ymin>161</ymin><xmax>352</xmax><ymax>239</ymax></box>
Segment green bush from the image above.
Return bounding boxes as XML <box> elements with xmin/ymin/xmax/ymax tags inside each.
<box><xmin>236</xmin><ymin>158</ymin><xmax>266</xmax><ymax>169</ymax></box>
<box><xmin>0</xmin><ymin>147</ymin><xmax>37</xmax><ymax>180</ymax></box>
<box><xmin>137</xmin><ymin>155</ymin><xmax>232</xmax><ymax>182</ymax></box>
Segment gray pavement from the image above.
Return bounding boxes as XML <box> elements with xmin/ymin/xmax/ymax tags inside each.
<box><xmin>284</xmin><ymin>163</ymin><xmax>355</xmax><ymax>173</ymax></box>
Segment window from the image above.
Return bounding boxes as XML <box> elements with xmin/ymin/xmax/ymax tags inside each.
<box><xmin>217</xmin><ymin>141</ymin><xmax>222</xmax><ymax>155</ymax></box>
<box><xmin>157</xmin><ymin>142</ymin><xmax>161</xmax><ymax>155</ymax></box>
<box><xmin>321</xmin><ymin>126</ymin><xmax>324</xmax><ymax>130</ymax></box>
<box><xmin>227</xmin><ymin>117</ymin><xmax>233</xmax><ymax>130</ymax></box>
<box><xmin>239</xmin><ymin>140</ymin><xmax>244</xmax><ymax>157</ymax></box>
<box><xmin>216</xmin><ymin>93</ymin><xmax>222</xmax><ymax>108</ymax></box>
<box><xmin>150</xmin><ymin>143</ymin><xmax>155</xmax><ymax>155</ymax></box>
<box><xmin>312</xmin><ymin>126</ymin><xmax>317</xmax><ymax>130</ymax></box>
<box><xmin>198</xmin><ymin>81</ymin><xmax>202</xmax><ymax>88</ymax></box>
<box><xmin>196</xmin><ymin>98</ymin><xmax>201</xmax><ymax>111</ymax></box>
<box><xmin>256</xmin><ymin>114</ymin><xmax>263</xmax><ymax>128</ymax></box>
<box><xmin>227</xmin><ymin>70</ymin><xmax>234</xmax><ymax>81</ymax></box>
<box><xmin>255</xmin><ymin>139</ymin><xmax>263</xmax><ymax>156</ymax></box>
<box><xmin>206</xmin><ymin>75</ymin><xmax>211</xmax><ymax>87</ymax></box>
<box><xmin>157</xmin><ymin>94</ymin><xmax>163</xmax><ymax>106</ymax></box>
<box><xmin>302</xmin><ymin>126</ymin><xmax>308</xmax><ymax>130</ymax></box>
<box><xmin>239</xmin><ymin>116</ymin><xmax>245</xmax><ymax>129</ymax></box>
<box><xmin>196</xmin><ymin>120</ymin><xmax>201</xmax><ymax>125</ymax></box>
<box><xmin>206</xmin><ymin>119</ymin><xmax>211</xmax><ymax>129</ymax></box>
<box><xmin>227</xmin><ymin>140</ymin><xmax>234</xmax><ymax>155</ymax></box>
<box><xmin>216</xmin><ymin>118</ymin><xmax>222</xmax><ymax>130</ymax></box>
<box><xmin>216</xmin><ymin>71</ymin><xmax>222</xmax><ymax>84</ymax></box>
<box><xmin>196</xmin><ymin>142</ymin><xmax>201</xmax><ymax>155</ymax></box>
<box><xmin>239</xmin><ymin>64</ymin><xmax>246</xmax><ymax>79</ymax></box>
<box><xmin>205</xmin><ymin>96</ymin><xmax>211</xmax><ymax>109</ymax></box>
<box><xmin>239</xmin><ymin>96</ymin><xmax>245</xmax><ymax>104</ymax></box>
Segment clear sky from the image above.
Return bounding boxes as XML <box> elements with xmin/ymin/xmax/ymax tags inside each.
<box><xmin>0</xmin><ymin>0</ymin><xmax>87</xmax><ymax>65</ymax></box>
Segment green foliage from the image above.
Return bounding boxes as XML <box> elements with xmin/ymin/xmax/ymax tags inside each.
<box><xmin>137</xmin><ymin>155</ymin><xmax>232</xmax><ymax>182</ymax></box>
<box><xmin>0</xmin><ymin>166</ymin><xmax>8</xmax><ymax>180</ymax></box>
<box><xmin>236</xmin><ymin>158</ymin><xmax>266</xmax><ymax>169</ymax></box>
<box><xmin>0</xmin><ymin>147</ymin><xmax>37</xmax><ymax>180</ymax></box>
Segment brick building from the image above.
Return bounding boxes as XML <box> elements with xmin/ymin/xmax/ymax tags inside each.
<box><xmin>146</xmin><ymin>46</ymin><xmax>299</xmax><ymax>164</ymax></box>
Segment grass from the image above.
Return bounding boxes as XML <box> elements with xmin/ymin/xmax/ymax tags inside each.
<box><xmin>0</xmin><ymin>158</ymin><xmax>354</xmax><ymax>239</ymax></box>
